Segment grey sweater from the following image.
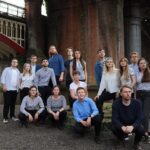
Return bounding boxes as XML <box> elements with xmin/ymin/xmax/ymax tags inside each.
<box><xmin>47</xmin><ymin>95</ymin><xmax>67</xmax><ymax>112</ymax></box>
<box><xmin>20</xmin><ymin>96</ymin><xmax>44</xmax><ymax>116</ymax></box>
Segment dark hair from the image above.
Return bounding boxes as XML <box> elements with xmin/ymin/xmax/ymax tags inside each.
<box><xmin>28</xmin><ymin>86</ymin><xmax>38</xmax><ymax>97</ymax></box>
<box><xmin>73</xmin><ymin>50</ymin><xmax>85</xmax><ymax>71</ymax></box>
<box><xmin>41</xmin><ymin>58</ymin><xmax>48</xmax><ymax>62</ymax></box>
<box><xmin>30</xmin><ymin>54</ymin><xmax>37</xmax><ymax>58</ymax></box>
<box><xmin>51</xmin><ymin>85</ymin><xmax>61</xmax><ymax>95</ymax></box>
<box><xmin>76</xmin><ymin>87</ymin><xmax>86</xmax><ymax>93</ymax></box>
<box><xmin>73</xmin><ymin>70</ymin><xmax>80</xmax><ymax>76</ymax></box>
<box><xmin>120</xmin><ymin>85</ymin><xmax>132</xmax><ymax>93</ymax></box>
<box><xmin>97</xmin><ymin>48</ymin><xmax>105</xmax><ymax>54</ymax></box>
<box><xmin>138</xmin><ymin>58</ymin><xmax>150</xmax><ymax>82</ymax></box>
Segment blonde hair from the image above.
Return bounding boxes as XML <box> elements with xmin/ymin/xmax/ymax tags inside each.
<box><xmin>104</xmin><ymin>57</ymin><xmax>116</xmax><ymax>73</ymax></box>
<box><xmin>22</xmin><ymin>63</ymin><xmax>32</xmax><ymax>76</ymax></box>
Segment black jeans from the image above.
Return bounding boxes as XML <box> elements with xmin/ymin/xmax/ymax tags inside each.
<box><xmin>74</xmin><ymin>114</ymin><xmax>102</xmax><ymax>137</ymax></box>
<box><xmin>112</xmin><ymin>126</ymin><xmax>145</xmax><ymax>143</ymax></box>
<box><xmin>96</xmin><ymin>90</ymin><xmax>116</xmax><ymax>114</ymax></box>
<box><xmin>48</xmin><ymin>110</ymin><xmax>67</xmax><ymax>126</ymax></box>
<box><xmin>38</xmin><ymin>86</ymin><xmax>51</xmax><ymax>106</ymax></box>
<box><xmin>18</xmin><ymin>109</ymin><xmax>47</xmax><ymax>124</ymax></box>
<box><xmin>3</xmin><ymin>90</ymin><xmax>17</xmax><ymax>119</ymax></box>
<box><xmin>136</xmin><ymin>90</ymin><xmax>150</xmax><ymax>133</ymax></box>
<box><xmin>20</xmin><ymin>88</ymin><xmax>29</xmax><ymax>103</ymax></box>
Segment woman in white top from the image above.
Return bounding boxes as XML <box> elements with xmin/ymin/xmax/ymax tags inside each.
<box><xmin>136</xmin><ymin>58</ymin><xmax>150</xmax><ymax>142</ymax></box>
<box><xmin>119</xmin><ymin>57</ymin><xmax>136</xmax><ymax>87</ymax></box>
<box><xmin>70</xmin><ymin>50</ymin><xmax>87</xmax><ymax>82</ymax></box>
<box><xmin>69</xmin><ymin>71</ymin><xmax>87</xmax><ymax>108</ymax></box>
<box><xmin>94</xmin><ymin>57</ymin><xmax>120</xmax><ymax>115</ymax></box>
<box><xmin>20</xmin><ymin>63</ymin><xmax>34</xmax><ymax>103</ymax></box>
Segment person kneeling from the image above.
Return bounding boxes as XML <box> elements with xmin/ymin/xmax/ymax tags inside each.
<box><xmin>47</xmin><ymin>86</ymin><xmax>67</xmax><ymax>130</ymax></box>
<box><xmin>112</xmin><ymin>85</ymin><xmax>145</xmax><ymax>150</ymax></box>
<box><xmin>18</xmin><ymin>86</ymin><xmax>45</xmax><ymax>127</ymax></box>
<box><xmin>73</xmin><ymin>87</ymin><xmax>102</xmax><ymax>144</ymax></box>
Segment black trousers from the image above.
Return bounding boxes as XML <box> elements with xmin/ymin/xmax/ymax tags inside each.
<box><xmin>18</xmin><ymin>109</ymin><xmax>46</xmax><ymax>124</ymax></box>
<box><xmin>20</xmin><ymin>88</ymin><xmax>29</xmax><ymax>103</ymax></box>
<box><xmin>38</xmin><ymin>86</ymin><xmax>51</xmax><ymax>106</ymax></box>
<box><xmin>69</xmin><ymin>97</ymin><xmax>76</xmax><ymax>109</ymax></box>
<box><xmin>3</xmin><ymin>90</ymin><xmax>17</xmax><ymax>119</ymax></box>
<box><xmin>48</xmin><ymin>110</ymin><xmax>67</xmax><ymax>126</ymax></box>
<box><xmin>96</xmin><ymin>90</ymin><xmax>116</xmax><ymax>114</ymax></box>
<box><xmin>74</xmin><ymin>114</ymin><xmax>102</xmax><ymax>137</ymax></box>
<box><xmin>136</xmin><ymin>90</ymin><xmax>150</xmax><ymax>133</ymax></box>
<box><xmin>112</xmin><ymin>126</ymin><xmax>145</xmax><ymax>143</ymax></box>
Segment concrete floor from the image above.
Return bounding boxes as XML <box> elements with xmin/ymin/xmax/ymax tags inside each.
<box><xmin>0</xmin><ymin>105</ymin><xmax>149</xmax><ymax>150</ymax></box>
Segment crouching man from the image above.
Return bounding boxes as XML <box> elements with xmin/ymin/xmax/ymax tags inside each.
<box><xmin>112</xmin><ymin>85</ymin><xmax>145</xmax><ymax>150</ymax></box>
<box><xmin>73</xmin><ymin>87</ymin><xmax>102</xmax><ymax>143</ymax></box>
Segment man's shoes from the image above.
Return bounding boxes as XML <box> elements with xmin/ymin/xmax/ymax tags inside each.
<box><xmin>133</xmin><ymin>143</ymin><xmax>142</xmax><ymax>150</ymax></box>
<box><xmin>94</xmin><ymin>136</ymin><xmax>101</xmax><ymax>144</ymax></box>
<box><xmin>3</xmin><ymin>119</ymin><xmax>8</xmax><ymax>124</ymax></box>
<box><xmin>11</xmin><ymin>117</ymin><xmax>19</xmax><ymax>121</ymax></box>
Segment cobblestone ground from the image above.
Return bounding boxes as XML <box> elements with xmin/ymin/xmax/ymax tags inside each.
<box><xmin>0</xmin><ymin>105</ymin><xmax>149</xmax><ymax>150</ymax></box>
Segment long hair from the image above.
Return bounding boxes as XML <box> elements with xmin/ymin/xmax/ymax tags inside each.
<box><xmin>103</xmin><ymin>57</ymin><xmax>116</xmax><ymax>73</ymax></box>
<box><xmin>138</xmin><ymin>58</ymin><xmax>150</xmax><ymax>82</ymax></box>
<box><xmin>119</xmin><ymin>57</ymin><xmax>129</xmax><ymax>81</ymax></box>
<box><xmin>73</xmin><ymin>50</ymin><xmax>85</xmax><ymax>71</ymax></box>
<box><xmin>22</xmin><ymin>63</ymin><xmax>32</xmax><ymax>76</ymax></box>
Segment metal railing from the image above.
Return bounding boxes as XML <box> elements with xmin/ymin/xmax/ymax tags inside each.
<box><xmin>0</xmin><ymin>0</ymin><xmax>25</xmax><ymax>18</ymax></box>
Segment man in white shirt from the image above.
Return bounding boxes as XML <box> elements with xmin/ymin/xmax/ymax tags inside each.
<box><xmin>1</xmin><ymin>58</ymin><xmax>20</xmax><ymax>123</ymax></box>
<box><xmin>69</xmin><ymin>71</ymin><xmax>87</xmax><ymax>108</ymax></box>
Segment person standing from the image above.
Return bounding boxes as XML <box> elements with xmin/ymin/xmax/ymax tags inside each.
<box><xmin>94</xmin><ymin>49</ymin><xmax>105</xmax><ymax>87</ymax></box>
<box><xmin>112</xmin><ymin>85</ymin><xmax>145</xmax><ymax>150</ymax></box>
<box><xmin>129</xmin><ymin>52</ymin><xmax>139</xmax><ymax>75</ymax></box>
<box><xmin>20</xmin><ymin>63</ymin><xmax>34</xmax><ymax>103</ymax></box>
<box><xmin>48</xmin><ymin>45</ymin><xmax>65</xmax><ymax>85</ymax></box>
<box><xmin>73</xmin><ymin>87</ymin><xmax>102</xmax><ymax>143</ymax></box>
<box><xmin>136</xmin><ymin>58</ymin><xmax>150</xmax><ymax>143</ymax></box>
<box><xmin>34</xmin><ymin>58</ymin><xmax>57</xmax><ymax>105</ymax></box>
<box><xmin>65</xmin><ymin>47</ymin><xmax>74</xmax><ymax>90</ymax></box>
<box><xmin>30</xmin><ymin>54</ymin><xmax>41</xmax><ymax>77</ymax></box>
<box><xmin>70</xmin><ymin>50</ymin><xmax>87</xmax><ymax>82</ymax></box>
<box><xmin>1</xmin><ymin>58</ymin><xmax>20</xmax><ymax>123</ymax></box>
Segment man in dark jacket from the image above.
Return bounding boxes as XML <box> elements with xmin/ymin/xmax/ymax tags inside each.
<box><xmin>112</xmin><ymin>85</ymin><xmax>145</xmax><ymax>150</ymax></box>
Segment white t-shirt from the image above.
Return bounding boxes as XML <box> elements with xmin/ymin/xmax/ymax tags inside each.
<box><xmin>69</xmin><ymin>81</ymin><xmax>87</xmax><ymax>96</ymax></box>
<box><xmin>11</xmin><ymin>69</ymin><xmax>18</xmax><ymax>89</ymax></box>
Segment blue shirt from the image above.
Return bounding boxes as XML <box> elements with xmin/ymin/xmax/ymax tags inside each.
<box><xmin>48</xmin><ymin>54</ymin><xmax>65</xmax><ymax>76</ymax></box>
<box><xmin>94</xmin><ymin>60</ymin><xmax>105</xmax><ymax>87</ymax></box>
<box><xmin>73</xmin><ymin>97</ymin><xmax>99</xmax><ymax>122</ymax></box>
<box><xmin>129</xmin><ymin>63</ymin><xmax>139</xmax><ymax>75</ymax></box>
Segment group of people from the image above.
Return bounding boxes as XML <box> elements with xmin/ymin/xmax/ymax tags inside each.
<box><xmin>0</xmin><ymin>45</ymin><xmax>150</xmax><ymax>150</ymax></box>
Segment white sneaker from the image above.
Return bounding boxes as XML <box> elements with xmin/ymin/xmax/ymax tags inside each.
<box><xmin>3</xmin><ymin>119</ymin><xmax>8</xmax><ymax>124</ymax></box>
<box><xmin>11</xmin><ymin>117</ymin><xmax>19</xmax><ymax>121</ymax></box>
